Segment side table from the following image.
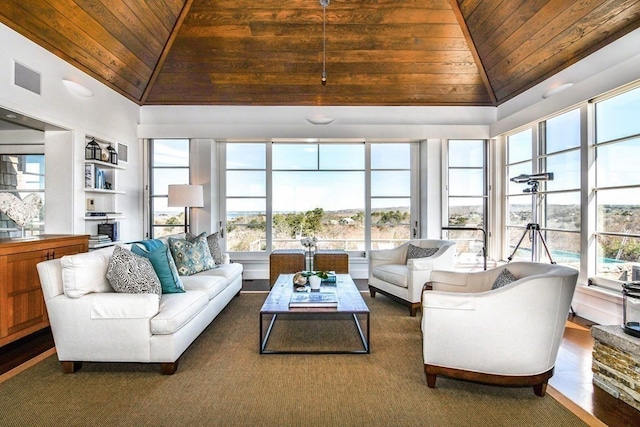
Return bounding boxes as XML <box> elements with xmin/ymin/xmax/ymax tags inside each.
<box><xmin>314</xmin><ymin>249</ymin><xmax>349</xmax><ymax>273</ymax></box>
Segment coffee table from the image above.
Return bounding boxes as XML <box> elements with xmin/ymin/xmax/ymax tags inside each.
<box><xmin>259</xmin><ymin>273</ymin><xmax>370</xmax><ymax>354</ymax></box>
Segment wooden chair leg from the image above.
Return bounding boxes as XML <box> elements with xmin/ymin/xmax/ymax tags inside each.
<box><xmin>160</xmin><ymin>361</ymin><xmax>179</xmax><ymax>375</ymax></box>
<box><xmin>61</xmin><ymin>361</ymin><xmax>82</xmax><ymax>374</ymax></box>
<box><xmin>409</xmin><ymin>303</ymin><xmax>420</xmax><ymax>317</ymax></box>
<box><xmin>533</xmin><ymin>381</ymin><xmax>548</xmax><ymax>397</ymax></box>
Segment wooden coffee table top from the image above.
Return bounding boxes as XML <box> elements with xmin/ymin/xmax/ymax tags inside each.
<box><xmin>260</xmin><ymin>273</ymin><xmax>369</xmax><ymax>314</ymax></box>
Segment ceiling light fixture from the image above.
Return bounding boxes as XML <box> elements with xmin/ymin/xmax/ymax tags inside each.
<box><xmin>320</xmin><ymin>0</ymin><xmax>330</xmax><ymax>85</ymax></box>
<box><xmin>62</xmin><ymin>79</ymin><xmax>93</xmax><ymax>98</ymax></box>
<box><xmin>306</xmin><ymin>116</ymin><xmax>335</xmax><ymax>125</ymax></box>
<box><xmin>542</xmin><ymin>82</ymin><xmax>573</xmax><ymax>99</ymax></box>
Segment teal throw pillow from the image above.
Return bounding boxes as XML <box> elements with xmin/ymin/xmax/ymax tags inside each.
<box><xmin>168</xmin><ymin>232</ymin><xmax>216</xmax><ymax>276</ymax></box>
<box><xmin>132</xmin><ymin>239</ymin><xmax>184</xmax><ymax>293</ymax></box>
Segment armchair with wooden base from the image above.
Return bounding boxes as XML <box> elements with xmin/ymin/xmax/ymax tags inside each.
<box><xmin>421</xmin><ymin>262</ymin><xmax>578</xmax><ymax>396</ymax></box>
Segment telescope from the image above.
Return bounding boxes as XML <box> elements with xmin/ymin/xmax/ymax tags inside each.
<box><xmin>510</xmin><ymin>172</ymin><xmax>554</xmax><ymax>184</ymax></box>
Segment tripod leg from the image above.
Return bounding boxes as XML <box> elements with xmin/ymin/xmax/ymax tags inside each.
<box><xmin>535</xmin><ymin>229</ymin><xmax>556</xmax><ymax>264</ymax></box>
<box><xmin>507</xmin><ymin>226</ymin><xmax>531</xmax><ymax>262</ymax></box>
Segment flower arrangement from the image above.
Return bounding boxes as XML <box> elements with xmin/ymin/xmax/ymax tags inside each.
<box><xmin>300</xmin><ymin>236</ymin><xmax>318</xmax><ymax>271</ymax></box>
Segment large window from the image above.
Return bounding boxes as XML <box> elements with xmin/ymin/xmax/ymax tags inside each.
<box><xmin>594</xmin><ymin>86</ymin><xmax>640</xmax><ymax>288</ymax></box>
<box><xmin>0</xmin><ymin>154</ymin><xmax>45</xmax><ymax>237</ymax></box>
<box><xmin>149</xmin><ymin>139</ymin><xmax>190</xmax><ymax>238</ymax></box>
<box><xmin>223</xmin><ymin>141</ymin><xmax>414</xmax><ymax>254</ymax></box>
<box><xmin>444</xmin><ymin>140</ymin><xmax>487</xmax><ymax>266</ymax></box>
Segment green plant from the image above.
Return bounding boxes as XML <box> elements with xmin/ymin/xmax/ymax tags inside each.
<box><xmin>302</xmin><ymin>270</ymin><xmax>330</xmax><ymax>279</ymax></box>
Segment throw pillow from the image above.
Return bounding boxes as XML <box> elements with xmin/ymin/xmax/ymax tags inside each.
<box><xmin>406</xmin><ymin>244</ymin><xmax>438</xmax><ymax>262</ymax></box>
<box><xmin>491</xmin><ymin>268</ymin><xmax>518</xmax><ymax>290</ymax></box>
<box><xmin>169</xmin><ymin>232</ymin><xmax>216</xmax><ymax>276</ymax></box>
<box><xmin>206</xmin><ymin>232</ymin><xmax>224</xmax><ymax>265</ymax></box>
<box><xmin>131</xmin><ymin>239</ymin><xmax>185</xmax><ymax>294</ymax></box>
<box><xmin>106</xmin><ymin>246</ymin><xmax>162</xmax><ymax>296</ymax></box>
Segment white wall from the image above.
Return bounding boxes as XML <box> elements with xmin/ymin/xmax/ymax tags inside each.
<box><xmin>0</xmin><ymin>23</ymin><xmax>143</xmax><ymax>242</ymax></box>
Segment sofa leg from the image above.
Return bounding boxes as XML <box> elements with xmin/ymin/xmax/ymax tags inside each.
<box><xmin>369</xmin><ymin>286</ymin><xmax>376</xmax><ymax>298</ymax></box>
<box><xmin>426</xmin><ymin>373</ymin><xmax>437</xmax><ymax>388</ymax></box>
<box><xmin>61</xmin><ymin>361</ymin><xmax>82</xmax><ymax>374</ymax></box>
<box><xmin>160</xmin><ymin>361</ymin><xmax>179</xmax><ymax>375</ymax></box>
<box><xmin>409</xmin><ymin>303</ymin><xmax>420</xmax><ymax>317</ymax></box>
<box><xmin>533</xmin><ymin>381</ymin><xmax>548</xmax><ymax>397</ymax></box>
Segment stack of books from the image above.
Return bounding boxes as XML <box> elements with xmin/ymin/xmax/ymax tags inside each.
<box><xmin>88</xmin><ymin>234</ymin><xmax>112</xmax><ymax>249</ymax></box>
<box><xmin>289</xmin><ymin>289</ymin><xmax>338</xmax><ymax>308</ymax></box>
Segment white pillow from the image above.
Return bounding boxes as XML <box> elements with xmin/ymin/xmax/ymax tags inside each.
<box><xmin>61</xmin><ymin>246</ymin><xmax>115</xmax><ymax>298</ymax></box>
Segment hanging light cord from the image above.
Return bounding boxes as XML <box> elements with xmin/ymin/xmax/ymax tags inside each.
<box><xmin>321</xmin><ymin>0</ymin><xmax>329</xmax><ymax>85</ymax></box>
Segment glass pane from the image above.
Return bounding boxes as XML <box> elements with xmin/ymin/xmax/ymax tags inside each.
<box><xmin>153</xmin><ymin>226</ymin><xmax>184</xmax><ymax>238</ymax></box>
<box><xmin>226</xmin><ymin>171</ymin><xmax>266</xmax><ymax>197</ymax></box>
<box><xmin>596</xmin><ymin>86</ymin><xmax>640</xmax><ymax>143</ymax></box>
<box><xmin>546</xmin><ymin>109</ymin><xmax>580</xmax><ymax>153</ymax></box>
<box><xmin>153</xmin><ymin>139</ymin><xmax>189</xmax><ymax>167</ymax></box>
<box><xmin>546</xmin><ymin>151</ymin><xmax>580</xmax><ymax>191</ymax></box>
<box><xmin>448</xmin><ymin>197</ymin><xmax>484</xmax><ymax>226</ymax></box>
<box><xmin>153</xmin><ymin>169</ymin><xmax>189</xmax><ymax>195</ymax></box>
<box><xmin>226</xmin><ymin>199</ymin><xmax>266</xmax><ymax>252</ymax></box>
<box><xmin>371</xmin><ymin>143</ymin><xmax>410</xmax><ymax>169</ymax></box>
<box><xmin>596</xmin><ymin>235</ymin><xmax>640</xmax><ymax>281</ymax></box>
<box><xmin>507</xmin><ymin>195</ymin><xmax>532</xmax><ymax>226</ymax></box>
<box><xmin>449</xmin><ymin>169</ymin><xmax>483</xmax><ymax>196</ymax></box>
<box><xmin>545</xmin><ymin>230</ymin><xmax>581</xmax><ymax>267</ymax></box>
<box><xmin>507</xmin><ymin>162</ymin><xmax>532</xmax><ymax>195</ymax></box>
<box><xmin>545</xmin><ymin>192</ymin><xmax>580</xmax><ymax>231</ymax></box>
<box><xmin>371</xmin><ymin>171</ymin><xmax>410</xmax><ymax>197</ymax></box>
<box><xmin>445</xmin><ymin>228</ymin><xmax>485</xmax><ymax>268</ymax></box>
<box><xmin>226</xmin><ymin>143</ymin><xmax>265</xmax><ymax>169</ymax></box>
<box><xmin>371</xmin><ymin>225</ymin><xmax>410</xmax><ymax>249</ymax></box>
<box><xmin>319</xmin><ymin>144</ymin><xmax>364</xmax><ymax>170</ymax></box>
<box><xmin>273</xmin><ymin>171</ymin><xmax>364</xmax><ymax>213</ymax></box>
<box><xmin>371</xmin><ymin>197</ymin><xmax>411</xmax><ymax>212</ymax></box>
<box><xmin>596</xmin><ymin>138</ymin><xmax>640</xmax><ymax>187</ymax></box>
<box><xmin>597</xmin><ymin>189</ymin><xmax>640</xmax><ymax>233</ymax></box>
<box><xmin>507</xmin><ymin>129</ymin><xmax>532</xmax><ymax>164</ymax></box>
<box><xmin>449</xmin><ymin>140</ymin><xmax>484</xmax><ymax>167</ymax></box>
<box><xmin>226</xmin><ymin>198</ymin><xmax>266</xmax><ymax>221</ymax></box>
<box><xmin>273</xmin><ymin>144</ymin><xmax>317</xmax><ymax>170</ymax></box>
<box><xmin>152</xmin><ymin>196</ymin><xmax>184</xmax><ymax>238</ymax></box>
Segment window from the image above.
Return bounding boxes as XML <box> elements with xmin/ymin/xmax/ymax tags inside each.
<box><xmin>149</xmin><ymin>139</ymin><xmax>190</xmax><ymax>238</ymax></box>
<box><xmin>594</xmin><ymin>86</ymin><xmax>640</xmax><ymax>289</ymax></box>
<box><xmin>222</xmin><ymin>141</ymin><xmax>415</xmax><ymax>254</ymax></box>
<box><xmin>0</xmin><ymin>154</ymin><xmax>45</xmax><ymax>237</ymax></box>
<box><xmin>444</xmin><ymin>140</ymin><xmax>487</xmax><ymax>266</ymax></box>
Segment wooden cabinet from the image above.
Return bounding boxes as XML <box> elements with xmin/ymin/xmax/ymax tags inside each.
<box><xmin>0</xmin><ymin>235</ymin><xmax>88</xmax><ymax>347</ymax></box>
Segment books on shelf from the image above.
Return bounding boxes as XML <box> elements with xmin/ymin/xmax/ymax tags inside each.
<box><xmin>88</xmin><ymin>234</ymin><xmax>113</xmax><ymax>248</ymax></box>
<box><xmin>289</xmin><ymin>290</ymin><xmax>338</xmax><ymax>308</ymax></box>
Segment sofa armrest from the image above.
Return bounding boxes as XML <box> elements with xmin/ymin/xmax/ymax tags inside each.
<box><xmin>223</xmin><ymin>253</ymin><xmax>231</xmax><ymax>264</ymax></box>
<box><xmin>90</xmin><ymin>293</ymin><xmax>160</xmax><ymax>319</ymax></box>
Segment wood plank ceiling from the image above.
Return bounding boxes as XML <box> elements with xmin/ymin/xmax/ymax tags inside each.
<box><xmin>1</xmin><ymin>0</ymin><xmax>639</xmax><ymax>106</ymax></box>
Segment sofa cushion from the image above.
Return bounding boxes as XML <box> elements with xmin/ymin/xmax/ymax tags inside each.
<box><xmin>406</xmin><ymin>244</ymin><xmax>438</xmax><ymax>262</ymax></box>
<box><xmin>192</xmin><ymin>262</ymin><xmax>243</xmax><ymax>284</ymax></box>
<box><xmin>206</xmin><ymin>232</ymin><xmax>224</xmax><ymax>265</ymax></box>
<box><xmin>151</xmin><ymin>291</ymin><xmax>209</xmax><ymax>335</ymax></box>
<box><xmin>106</xmin><ymin>246</ymin><xmax>162</xmax><ymax>297</ymax></box>
<box><xmin>491</xmin><ymin>268</ymin><xmax>517</xmax><ymax>290</ymax></box>
<box><xmin>372</xmin><ymin>264</ymin><xmax>409</xmax><ymax>288</ymax></box>
<box><xmin>60</xmin><ymin>246</ymin><xmax>115</xmax><ymax>298</ymax></box>
<box><xmin>181</xmin><ymin>275</ymin><xmax>228</xmax><ymax>300</ymax></box>
<box><xmin>131</xmin><ymin>239</ymin><xmax>184</xmax><ymax>294</ymax></box>
<box><xmin>168</xmin><ymin>232</ymin><xmax>216</xmax><ymax>276</ymax></box>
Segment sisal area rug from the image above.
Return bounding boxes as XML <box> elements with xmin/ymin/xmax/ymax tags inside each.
<box><xmin>0</xmin><ymin>293</ymin><xmax>587</xmax><ymax>427</ymax></box>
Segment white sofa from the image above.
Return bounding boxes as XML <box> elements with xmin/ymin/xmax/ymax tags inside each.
<box><xmin>368</xmin><ymin>239</ymin><xmax>456</xmax><ymax>316</ymax></box>
<box><xmin>422</xmin><ymin>262</ymin><xmax>578</xmax><ymax>396</ymax></box>
<box><xmin>36</xmin><ymin>243</ymin><xmax>243</xmax><ymax>375</ymax></box>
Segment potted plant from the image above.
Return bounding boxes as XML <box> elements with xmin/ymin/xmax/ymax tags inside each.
<box><xmin>302</xmin><ymin>270</ymin><xmax>329</xmax><ymax>290</ymax></box>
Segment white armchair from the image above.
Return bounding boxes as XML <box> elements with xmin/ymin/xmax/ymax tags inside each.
<box><xmin>368</xmin><ymin>239</ymin><xmax>456</xmax><ymax>316</ymax></box>
<box><xmin>422</xmin><ymin>262</ymin><xmax>578</xmax><ymax>396</ymax></box>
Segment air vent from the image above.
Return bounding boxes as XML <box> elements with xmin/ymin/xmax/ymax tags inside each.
<box><xmin>117</xmin><ymin>143</ymin><xmax>128</xmax><ymax>163</ymax></box>
<box><xmin>14</xmin><ymin>61</ymin><xmax>41</xmax><ymax>95</ymax></box>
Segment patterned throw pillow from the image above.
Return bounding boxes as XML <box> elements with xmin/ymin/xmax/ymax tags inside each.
<box><xmin>131</xmin><ymin>239</ymin><xmax>184</xmax><ymax>294</ymax></box>
<box><xmin>106</xmin><ymin>246</ymin><xmax>161</xmax><ymax>296</ymax></box>
<box><xmin>491</xmin><ymin>268</ymin><xmax>517</xmax><ymax>290</ymax></box>
<box><xmin>206</xmin><ymin>232</ymin><xmax>224</xmax><ymax>265</ymax></box>
<box><xmin>169</xmin><ymin>232</ymin><xmax>216</xmax><ymax>276</ymax></box>
<box><xmin>406</xmin><ymin>244</ymin><xmax>438</xmax><ymax>263</ymax></box>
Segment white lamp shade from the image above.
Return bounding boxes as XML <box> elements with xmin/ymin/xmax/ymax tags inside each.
<box><xmin>167</xmin><ymin>184</ymin><xmax>204</xmax><ymax>207</ymax></box>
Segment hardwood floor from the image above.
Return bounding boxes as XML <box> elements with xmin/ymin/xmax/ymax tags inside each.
<box><xmin>1</xmin><ymin>311</ymin><xmax>639</xmax><ymax>426</ymax></box>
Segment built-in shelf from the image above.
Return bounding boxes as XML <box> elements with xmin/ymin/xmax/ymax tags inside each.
<box><xmin>88</xmin><ymin>241</ymin><xmax>118</xmax><ymax>250</ymax></box>
<box><xmin>84</xmin><ymin>159</ymin><xmax>125</xmax><ymax>170</ymax></box>
<box><xmin>84</xmin><ymin>188</ymin><xmax>126</xmax><ymax>195</ymax></box>
<box><xmin>83</xmin><ymin>215</ymin><xmax>125</xmax><ymax>221</ymax></box>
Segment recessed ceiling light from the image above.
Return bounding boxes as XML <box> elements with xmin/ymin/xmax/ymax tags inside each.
<box><xmin>306</xmin><ymin>116</ymin><xmax>335</xmax><ymax>125</ymax></box>
<box><xmin>542</xmin><ymin>83</ymin><xmax>574</xmax><ymax>99</ymax></box>
<box><xmin>5</xmin><ymin>114</ymin><xmax>17</xmax><ymax>119</ymax></box>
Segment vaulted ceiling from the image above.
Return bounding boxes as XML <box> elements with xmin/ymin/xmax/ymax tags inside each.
<box><xmin>2</xmin><ymin>0</ymin><xmax>639</xmax><ymax>107</ymax></box>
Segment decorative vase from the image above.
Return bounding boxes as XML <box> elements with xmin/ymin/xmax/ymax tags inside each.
<box><xmin>309</xmin><ymin>275</ymin><xmax>321</xmax><ymax>290</ymax></box>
